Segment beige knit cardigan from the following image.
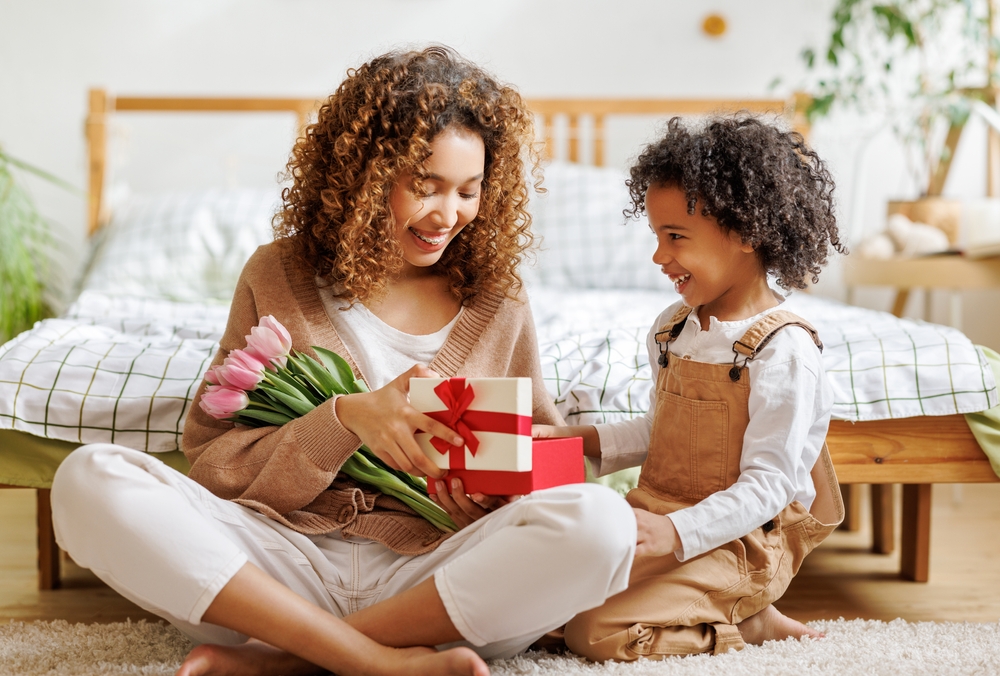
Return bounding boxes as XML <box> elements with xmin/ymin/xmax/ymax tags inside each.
<box><xmin>182</xmin><ymin>239</ymin><xmax>563</xmax><ymax>555</ymax></box>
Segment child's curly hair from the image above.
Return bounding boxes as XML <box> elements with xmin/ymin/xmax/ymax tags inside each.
<box><xmin>274</xmin><ymin>45</ymin><xmax>538</xmax><ymax>304</ymax></box>
<box><xmin>625</xmin><ymin>115</ymin><xmax>845</xmax><ymax>290</ymax></box>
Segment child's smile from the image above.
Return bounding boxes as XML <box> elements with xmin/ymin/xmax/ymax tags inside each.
<box><xmin>646</xmin><ymin>184</ymin><xmax>777</xmax><ymax>325</ymax></box>
<box><xmin>667</xmin><ymin>272</ymin><xmax>691</xmax><ymax>293</ymax></box>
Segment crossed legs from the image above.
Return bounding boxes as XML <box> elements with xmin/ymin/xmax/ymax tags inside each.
<box><xmin>51</xmin><ymin>445</ymin><xmax>636</xmax><ymax>676</ymax></box>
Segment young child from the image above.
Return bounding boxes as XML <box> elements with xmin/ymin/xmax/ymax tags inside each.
<box><xmin>535</xmin><ymin>115</ymin><xmax>847</xmax><ymax>660</ymax></box>
<box><xmin>50</xmin><ymin>46</ymin><xmax>637</xmax><ymax>676</ymax></box>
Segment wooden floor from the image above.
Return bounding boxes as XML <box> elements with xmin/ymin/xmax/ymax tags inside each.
<box><xmin>2</xmin><ymin>483</ymin><xmax>1000</xmax><ymax>625</ymax></box>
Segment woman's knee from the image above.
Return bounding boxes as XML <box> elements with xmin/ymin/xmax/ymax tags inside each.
<box><xmin>545</xmin><ymin>483</ymin><xmax>635</xmax><ymax>561</ymax></box>
<box><xmin>51</xmin><ymin>444</ymin><xmax>151</xmax><ymax>538</ymax></box>
<box><xmin>53</xmin><ymin>444</ymin><xmax>115</xmax><ymax>503</ymax></box>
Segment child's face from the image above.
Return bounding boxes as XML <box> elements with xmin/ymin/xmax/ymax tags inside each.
<box><xmin>646</xmin><ymin>184</ymin><xmax>767</xmax><ymax>320</ymax></box>
<box><xmin>389</xmin><ymin>127</ymin><xmax>485</xmax><ymax>274</ymax></box>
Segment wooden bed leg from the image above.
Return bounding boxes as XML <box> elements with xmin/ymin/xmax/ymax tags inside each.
<box><xmin>900</xmin><ymin>483</ymin><xmax>932</xmax><ymax>582</ymax></box>
<box><xmin>36</xmin><ymin>488</ymin><xmax>61</xmax><ymax>590</ymax></box>
<box><xmin>870</xmin><ymin>484</ymin><xmax>895</xmax><ymax>554</ymax></box>
<box><xmin>839</xmin><ymin>484</ymin><xmax>862</xmax><ymax>531</ymax></box>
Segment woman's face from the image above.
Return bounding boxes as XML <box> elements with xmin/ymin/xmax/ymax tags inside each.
<box><xmin>389</xmin><ymin>127</ymin><xmax>486</xmax><ymax>274</ymax></box>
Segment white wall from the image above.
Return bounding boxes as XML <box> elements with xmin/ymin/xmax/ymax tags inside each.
<box><xmin>2</xmin><ymin>0</ymin><xmax>997</xmax><ymax>349</ymax></box>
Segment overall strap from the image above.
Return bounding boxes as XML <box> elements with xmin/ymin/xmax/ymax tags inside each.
<box><xmin>652</xmin><ymin>305</ymin><xmax>694</xmax><ymax>368</ymax></box>
<box><xmin>728</xmin><ymin>310</ymin><xmax>823</xmax><ymax>382</ymax></box>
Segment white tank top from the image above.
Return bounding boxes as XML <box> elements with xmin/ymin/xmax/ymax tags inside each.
<box><xmin>316</xmin><ymin>281</ymin><xmax>462</xmax><ymax>391</ymax></box>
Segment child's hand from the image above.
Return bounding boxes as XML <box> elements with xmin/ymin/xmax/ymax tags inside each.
<box><xmin>334</xmin><ymin>364</ymin><xmax>459</xmax><ymax>480</ymax></box>
<box><xmin>533</xmin><ymin>423</ymin><xmax>602</xmax><ymax>459</ymax></box>
<box><xmin>633</xmin><ymin>508</ymin><xmax>680</xmax><ymax>558</ymax></box>
<box><xmin>431</xmin><ymin>477</ymin><xmax>520</xmax><ymax>529</ymax></box>
<box><xmin>531</xmin><ymin>424</ymin><xmax>559</xmax><ymax>438</ymax></box>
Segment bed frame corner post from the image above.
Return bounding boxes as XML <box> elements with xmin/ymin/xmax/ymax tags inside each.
<box><xmin>36</xmin><ymin>488</ymin><xmax>61</xmax><ymax>590</ymax></box>
<box><xmin>86</xmin><ymin>88</ymin><xmax>109</xmax><ymax>237</ymax></box>
<box><xmin>791</xmin><ymin>91</ymin><xmax>812</xmax><ymax>139</ymax></box>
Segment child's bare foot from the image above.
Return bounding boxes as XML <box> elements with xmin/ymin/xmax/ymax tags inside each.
<box><xmin>175</xmin><ymin>639</ymin><xmax>489</xmax><ymax>676</ymax></box>
<box><xmin>736</xmin><ymin>605</ymin><xmax>824</xmax><ymax>646</ymax></box>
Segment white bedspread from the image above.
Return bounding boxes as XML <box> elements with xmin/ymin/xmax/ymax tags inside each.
<box><xmin>529</xmin><ymin>286</ymin><xmax>998</xmax><ymax>428</ymax></box>
<box><xmin>1</xmin><ymin>289</ymin><xmax>996</xmax><ymax>453</ymax></box>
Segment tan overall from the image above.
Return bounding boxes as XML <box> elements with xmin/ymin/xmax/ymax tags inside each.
<box><xmin>564</xmin><ymin>307</ymin><xmax>845</xmax><ymax>661</ymax></box>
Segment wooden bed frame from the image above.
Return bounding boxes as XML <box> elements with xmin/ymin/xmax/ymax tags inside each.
<box><xmin>6</xmin><ymin>90</ymin><xmax>996</xmax><ymax>590</ymax></box>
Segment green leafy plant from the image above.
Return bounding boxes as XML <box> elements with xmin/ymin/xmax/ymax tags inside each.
<box><xmin>0</xmin><ymin>148</ymin><xmax>74</xmax><ymax>343</ymax></box>
<box><xmin>801</xmin><ymin>0</ymin><xmax>998</xmax><ymax>196</ymax></box>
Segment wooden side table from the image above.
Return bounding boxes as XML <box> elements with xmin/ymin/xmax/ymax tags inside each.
<box><xmin>842</xmin><ymin>254</ymin><xmax>1000</xmax><ymax>558</ymax></box>
<box><xmin>845</xmin><ymin>254</ymin><xmax>1000</xmax><ymax>324</ymax></box>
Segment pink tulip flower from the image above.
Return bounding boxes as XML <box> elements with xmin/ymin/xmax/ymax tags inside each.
<box><xmin>199</xmin><ymin>385</ymin><xmax>250</xmax><ymax>420</ymax></box>
<box><xmin>207</xmin><ymin>367</ymin><xmax>239</xmax><ymax>389</ymax></box>
<box><xmin>245</xmin><ymin>315</ymin><xmax>293</xmax><ymax>369</ymax></box>
<box><xmin>215</xmin><ymin>348</ymin><xmax>267</xmax><ymax>391</ymax></box>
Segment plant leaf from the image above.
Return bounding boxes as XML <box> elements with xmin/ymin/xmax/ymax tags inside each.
<box><xmin>266</xmin><ymin>387</ymin><xmax>317</xmax><ymax>416</ymax></box>
<box><xmin>234</xmin><ymin>408</ymin><xmax>295</xmax><ymax>427</ymax></box>
<box><xmin>298</xmin><ymin>353</ymin><xmax>346</xmax><ymax>397</ymax></box>
<box><xmin>265</xmin><ymin>368</ymin><xmax>323</xmax><ymax>406</ymax></box>
<box><xmin>312</xmin><ymin>346</ymin><xmax>361</xmax><ymax>394</ymax></box>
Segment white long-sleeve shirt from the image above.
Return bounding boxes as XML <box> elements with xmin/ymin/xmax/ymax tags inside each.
<box><xmin>592</xmin><ymin>301</ymin><xmax>833</xmax><ymax>561</ymax></box>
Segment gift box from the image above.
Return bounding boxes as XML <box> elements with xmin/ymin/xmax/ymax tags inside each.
<box><xmin>425</xmin><ymin>438</ymin><xmax>584</xmax><ymax>496</ymax></box>
<box><xmin>410</xmin><ymin>377</ymin><xmax>584</xmax><ymax>495</ymax></box>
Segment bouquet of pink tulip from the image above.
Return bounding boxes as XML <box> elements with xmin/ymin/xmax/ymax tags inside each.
<box><xmin>199</xmin><ymin>316</ymin><xmax>457</xmax><ymax>533</ymax></box>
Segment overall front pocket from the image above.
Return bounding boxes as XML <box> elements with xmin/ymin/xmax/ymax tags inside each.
<box><xmin>640</xmin><ymin>391</ymin><xmax>729</xmax><ymax>500</ymax></box>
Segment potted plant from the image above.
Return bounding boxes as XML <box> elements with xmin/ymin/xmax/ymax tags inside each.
<box><xmin>800</xmin><ymin>0</ymin><xmax>1000</xmax><ymax>246</ymax></box>
<box><xmin>0</xmin><ymin>148</ymin><xmax>74</xmax><ymax>343</ymax></box>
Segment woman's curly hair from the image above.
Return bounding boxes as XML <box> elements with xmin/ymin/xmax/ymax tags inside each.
<box><xmin>625</xmin><ymin>115</ymin><xmax>845</xmax><ymax>290</ymax></box>
<box><xmin>274</xmin><ymin>45</ymin><xmax>538</xmax><ymax>304</ymax></box>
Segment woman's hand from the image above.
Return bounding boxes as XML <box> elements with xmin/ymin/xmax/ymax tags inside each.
<box><xmin>633</xmin><ymin>508</ymin><xmax>680</xmax><ymax>558</ymax></box>
<box><xmin>431</xmin><ymin>477</ymin><xmax>520</xmax><ymax>529</ymax></box>
<box><xmin>334</xmin><ymin>364</ymin><xmax>460</xmax><ymax>479</ymax></box>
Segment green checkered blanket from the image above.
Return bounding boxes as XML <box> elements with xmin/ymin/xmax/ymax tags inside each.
<box><xmin>1</xmin><ymin>288</ymin><xmax>996</xmax><ymax>453</ymax></box>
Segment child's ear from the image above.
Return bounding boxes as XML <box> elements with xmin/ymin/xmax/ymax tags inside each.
<box><xmin>739</xmin><ymin>241</ymin><xmax>755</xmax><ymax>254</ymax></box>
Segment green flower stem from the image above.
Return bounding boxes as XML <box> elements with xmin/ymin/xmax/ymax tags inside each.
<box><xmin>342</xmin><ymin>452</ymin><xmax>457</xmax><ymax>533</ymax></box>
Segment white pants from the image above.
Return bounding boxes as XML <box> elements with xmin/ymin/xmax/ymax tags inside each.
<box><xmin>51</xmin><ymin>444</ymin><xmax>636</xmax><ymax>660</ymax></box>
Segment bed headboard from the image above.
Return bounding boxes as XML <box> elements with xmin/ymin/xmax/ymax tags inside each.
<box><xmin>524</xmin><ymin>96</ymin><xmax>809</xmax><ymax>167</ymax></box>
<box><xmin>85</xmin><ymin>89</ymin><xmax>318</xmax><ymax>236</ymax></box>
<box><xmin>85</xmin><ymin>88</ymin><xmax>808</xmax><ymax>236</ymax></box>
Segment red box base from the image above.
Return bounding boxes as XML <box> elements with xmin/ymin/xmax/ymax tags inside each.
<box><xmin>426</xmin><ymin>437</ymin><xmax>584</xmax><ymax>496</ymax></box>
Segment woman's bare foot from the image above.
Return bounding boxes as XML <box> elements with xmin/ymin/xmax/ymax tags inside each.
<box><xmin>736</xmin><ymin>605</ymin><xmax>824</xmax><ymax>646</ymax></box>
<box><xmin>176</xmin><ymin>641</ymin><xmax>322</xmax><ymax>676</ymax></box>
<box><xmin>175</xmin><ymin>639</ymin><xmax>489</xmax><ymax>676</ymax></box>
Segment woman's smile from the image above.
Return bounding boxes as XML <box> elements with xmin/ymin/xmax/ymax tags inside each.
<box><xmin>408</xmin><ymin>226</ymin><xmax>452</xmax><ymax>251</ymax></box>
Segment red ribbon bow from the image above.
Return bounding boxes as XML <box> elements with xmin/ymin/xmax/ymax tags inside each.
<box><xmin>425</xmin><ymin>378</ymin><xmax>532</xmax><ymax>470</ymax></box>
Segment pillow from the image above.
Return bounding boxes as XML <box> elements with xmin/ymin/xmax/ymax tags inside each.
<box><xmin>526</xmin><ymin>161</ymin><xmax>673</xmax><ymax>291</ymax></box>
<box><xmin>81</xmin><ymin>188</ymin><xmax>281</xmax><ymax>303</ymax></box>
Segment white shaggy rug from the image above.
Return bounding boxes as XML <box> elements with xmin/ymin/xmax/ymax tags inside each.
<box><xmin>2</xmin><ymin>618</ymin><xmax>999</xmax><ymax>675</ymax></box>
